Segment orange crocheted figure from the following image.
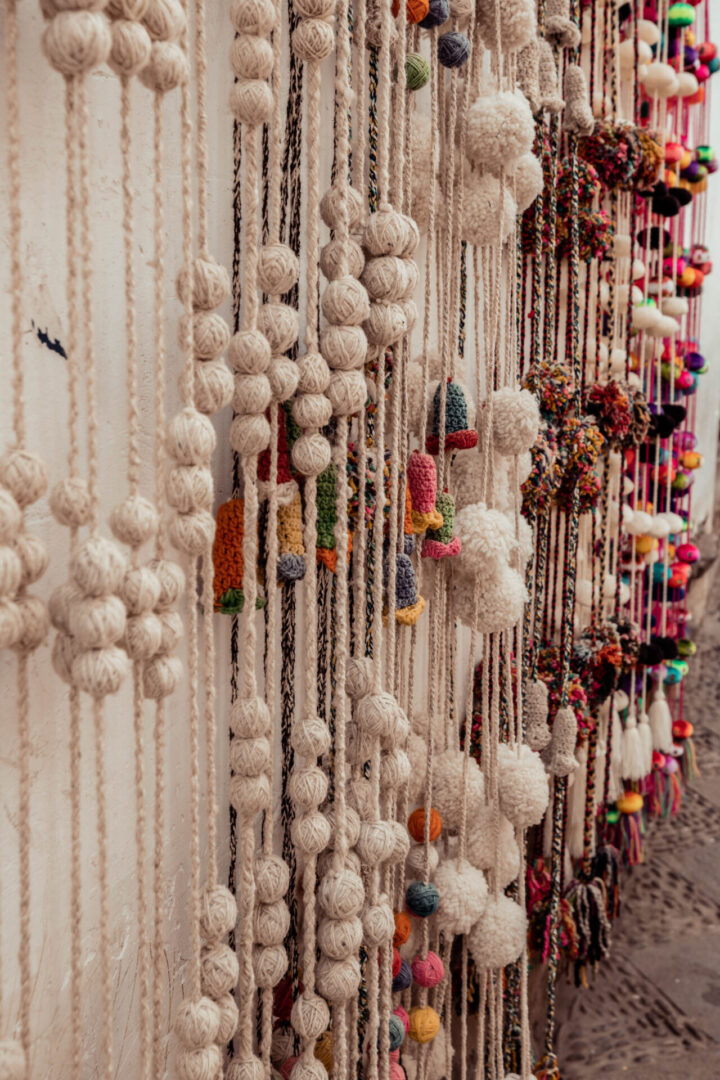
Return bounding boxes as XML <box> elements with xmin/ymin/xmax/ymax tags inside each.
<box><xmin>212</xmin><ymin>498</ymin><xmax>246</xmax><ymax>613</ymax></box>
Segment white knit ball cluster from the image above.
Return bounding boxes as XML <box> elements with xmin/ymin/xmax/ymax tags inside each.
<box><xmin>42</xmin><ymin>0</ymin><xmax>112</xmax><ymax>78</ymax></box>
<box><xmin>177</xmin><ymin>256</ymin><xmax>233</xmax><ymax>416</ymax></box>
<box><xmin>0</xmin><ymin>452</ymin><xmax>50</xmax><ymax>653</ymax></box>
<box><xmin>361</xmin><ymin>202</ymin><xmax>420</xmax><ymax>355</ymax></box>
<box><xmin>289</xmin><ymin>349</ymin><xmax>332</xmax><ymax>477</ymax></box>
<box><xmin>253</xmin><ymin>852</ymin><xmax>291</xmax><ymax>993</ymax></box>
<box><xmin>176</xmin><ymin>884</ymin><xmax>240</xmax><ymax>1063</ymax></box>
<box><xmin>230</xmin><ymin>0</ymin><xmax>277</xmax><ymax>127</ymax></box>
<box><xmin>50</xmin><ymin>535</ymin><xmax>129</xmax><ymax>698</ymax></box>
<box><xmin>123</xmin><ymin>559</ymin><xmax>185</xmax><ymax>700</ymax></box>
<box><xmin>430</xmin><ymin>749</ymin><xmax>485</xmax><ymax>829</ymax></box>
<box><xmin>138</xmin><ymin>0</ymin><xmax>190</xmax><ymax>94</ymax></box>
<box><xmin>258</xmin><ymin>242</ymin><xmax>301</xmax><ymax>405</ymax></box>
<box><xmin>106</xmin><ymin>0</ymin><xmax>152</xmax><ymax>79</ymax></box>
<box><xmin>318</xmin><ymin>179</ymin><xmax>370</xmax><ymax>418</ymax></box>
<box><xmin>166</xmin><ymin>407</ymin><xmax>217</xmax><ymax>555</ymax></box>
<box><xmin>463</xmin><ymin>806</ymin><xmax>520</xmax><ymax>889</ymax></box>
<box><xmin>291</xmin><ymin>0</ymin><xmax>335</xmax><ymax>62</ymax></box>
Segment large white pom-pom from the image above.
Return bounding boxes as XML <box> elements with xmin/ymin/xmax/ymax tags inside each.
<box><xmin>465</xmin><ymin>808</ymin><xmax>519</xmax><ymax>888</ymax></box>
<box><xmin>466</xmin><ymin>89</ymin><xmax>534</xmax><ymax>171</ymax></box>
<box><xmin>489</xmin><ymin>387</ymin><xmax>540</xmax><ymax>456</ymax></box>
<box><xmin>511</xmin><ymin>152</ymin><xmax>544</xmax><ymax>213</ymax></box>
<box><xmin>433</xmin><ymin>858</ymin><xmax>488</xmax><ymax>936</ymax></box>
<box><xmin>468</xmin><ymin>895</ymin><xmax>527</xmax><ymax>970</ymax></box>
<box><xmin>454</xmin><ymin>502</ymin><xmax>516</xmax><ymax>577</ymax></box>
<box><xmin>496</xmin><ymin>743</ymin><xmax>549</xmax><ymax>828</ymax></box>
<box><xmin>429</xmin><ymin>749</ymin><xmax>485</xmax><ymax>828</ymax></box>
<box><xmin>461</xmin><ymin>172</ymin><xmax>517</xmax><ymax>247</ymax></box>
<box><xmin>453</xmin><ymin>565</ymin><xmax>527</xmax><ymax>632</ymax></box>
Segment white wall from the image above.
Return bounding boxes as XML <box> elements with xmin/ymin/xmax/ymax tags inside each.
<box><xmin>0</xmin><ymin>4</ymin><xmax>239</xmax><ymax>1075</ymax></box>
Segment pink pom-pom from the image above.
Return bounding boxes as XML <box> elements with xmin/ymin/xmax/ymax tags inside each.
<box><xmin>676</xmin><ymin>542</ymin><xmax>699</xmax><ymax>564</ymax></box>
<box><xmin>407</xmin><ymin>451</ymin><xmax>438</xmax><ymax>513</ymax></box>
<box><xmin>393</xmin><ymin>1005</ymin><xmax>410</xmax><ymax>1034</ymax></box>
<box><xmin>411</xmin><ymin>950</ymin><xmax>445</xmax><ymax>988</ymax></box>
<box><xmin>389</xmin><ymin>1064</ymin><xmax>406</xmax><ymax>1080</ymax></box>
<box><xmin>389</xmin><ymin>1050</ymin><xmax>400</xmax><ymax>1064</ymax></box>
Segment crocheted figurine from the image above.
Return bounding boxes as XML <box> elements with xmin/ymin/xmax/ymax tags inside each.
<box><xmin>421</xmin><ymin>491</ymin><xmax>462</xmax><ymax>558</ymax></box>
<box><xmin>258</xmin><ymin>406</ymin><xmax>298</xmax><ymax>506</ymax></box>
<box><xmin>212</xmin><ymin>498</ymin><xmax>265</xmax><ymax>613</ymax></box>
<box><xmin>278</xmin><ymin>491</ymin><xmax>306</xmax><ymax>581</ymax></box>
<box><xmin>404</xmin><ymin>485</ymin><xmax>416</xmax><ymax>554</ymax></box>
<box><xmin>394</xmin><ymin>552</ymin><xmax>426</xmax><ymax>625</ymax></box>
<box><xmin>315</xmin><ymin>463</ymin><xmax>352</xmax><ymax>573</ymax></box>
<box><xmin>407</xmin><ymin>450</ymin><xmax>443</xmax><ymax>532</ymax></box>
<box><xmin>426</xmin><ymin>381</ymin><xmax>478</xmax><ymax>454</ymax></box>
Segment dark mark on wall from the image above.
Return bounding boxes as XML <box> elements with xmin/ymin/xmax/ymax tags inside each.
<box><xmin>32</xmin><ymin>320</ymin><xmax>67</xmax><ymax>360</ymax></box>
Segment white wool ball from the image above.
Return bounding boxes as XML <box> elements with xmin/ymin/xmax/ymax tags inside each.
<box><xmin>356</xmin><ymin>820</ymin><xmax>396</xmax><ymax>864</ymax></box>
<box><xmin>72</xmin><ymin>645</ymin><xmax>129</xmax><ymax>698</ymax></box>
<box><xmin>462</xmin><ymin>172</ymin><xmax>517</xmax><ymax>247</ymax></box>
<box><xmin>466</xmin><ymin>90</ymin><xmax>534</xmax><ymax>171</ymax></box>
<box><xmin>454</xmin><ymin>502</ymin><xmax>516</xmax><ymax>576</ymax></box>
<box><xmin>430</xmin><ymin>749</ymin><xmax>485</xmax><ymax>828</ymax></box>
<box><xmin>517</xmin><ymin>450</ymin><xmax>532</xmax><ymax>484</ymax></box>
<box><xmin>176</xmin><ymin>1045</ymin><xmax>222</xmax><ymax>1080</ymax></box>
<box><xmin>254</xmin><ymin>899</ymin><xmax>291</xmax><ymax>946</ymax></box>
<box><xmin>200</xmin><ymin>883</ymin><xmax>238</xmax><ymax>939</ymax></box>
<box><xmin>0</xmin><ymin>489</ymin><xmax>22</xmax><ymax>545</ymax></box>
<box><xmin>253</xmin><ymin>945</ymin><xmax>288</xmax><ymax>989</ymax></box>
<box><xmin>166</xmin><ymin>407</ymin><xmax>216</xmax><ymax>466</ymax></box>
<box><xmin>174</xmin><ymin>996</ymin><xmax>221</xmax><ymax>1049</ymax></box>
<box><xmin>465</xmin><ymin>808</ymin><xmax>519</xmax><ymax>888</ymax></box>
<box><xmin>317</xmin><ymin>916</ymin><xmax>363</xmax><ymax>960</ymax></box>
<box><xmin>139</xmin><ymin>41</ymin><xmax>188</xmax><ymax>94</ymax></box>
<box><xmin>511</xmin><ymin>152</ymin><xmax>544</xmax><ymax>213</ymax></box>
<box><xmin>49</xmin><ymin>477</ymin><xmax>92</xmax><ymax>528</ymax></box>
<box><xmin>257</xmin><ymin>303</ymin><xmax>299</xmax><ymax>354</ymax></box>
<box><xmin>68</xmin><ymin>594</ymin><xmax>126</xmax><ymax>650</ymax></box>
<box><xmin>515</xmin><ymin>513</ymin><xmax>534</xmax><ymax>570</ymax></box>
<box><xmin>434</xmin><ymin>858</ymin><xmax>488</xmax><ymax>935</ymax></box>
<box><xmin>496</xmin><ymin>743</ymin><xmax>549</xmax><ymax>828</ymax></box>
<box><xmin>0</xmin><ymin>449</ymin><xmax>48</xmax><ymax>507</ymax></box>
<box><xmin>468</xmin><ymin>895</ymin><xmax>527</xmax><ymax>970</ymax></box>
<box><xmin>14</xmin><ymin>594</ymin><xmax>50</xmax><ymax>653</ymax></box>
<box><xmin>0</xmin><ymin>546</ymin><xmax>22</xmax><ymax>598</ymax></box>
<box><xmin>405</xmin><ymin>842</ymin><xmax>439</xmax><ymax>880</ymax></box>
<box><xmin>316</xmin><ymin>955</ymin><xmax>361</xmax><ymax>1003</ymax></box>
<box><xmin>110</xmin><ymin>494</ymin><xmax>159</xmax><ymax>548</ymax></box>
<box><xmin>143</xmin><ymin>654</ymin><xmax>183</xmax><ymax>699</ymax></box>
<box><xmin>317</xmin><ymin>868</ymin><xmax>364</xmax><ymax>919</ymax></box>
<box><xmin>71</xmin><ymin>536</ymin><xmax>126</xmax><ymax>597</ymax></box>
<box><xmin>491</xmin><ymin>387</ymin><xmax>540</xmax><ymax>456</ymax></box>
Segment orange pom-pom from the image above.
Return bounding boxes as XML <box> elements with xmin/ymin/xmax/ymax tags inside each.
<box><xmin>212</xmin><ymin>498</ymin><xmax>244</xmax><ymax>606</ymax></box>
<box><xmin>391</xmin><ymin>0</ymin><xmax>430</xmax><ymax>22</ymax></box>
<box><xmin>393</xmin><ymin>910</ymin><xmax>411</xmax><ymax>947</ymax></box>
<box><xmin>407</xmin><ymin>807</ymin><xmax>442</xmax><ymax>843</ymax></box>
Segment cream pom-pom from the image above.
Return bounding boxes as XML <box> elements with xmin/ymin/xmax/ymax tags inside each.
<box><xmin>466</xmin><ymin>89</ymin><xmax>534</xmax><ymax>171</ymax></box>
<box><xmin>319</xmin><ymin>183</ymin><xmax>365</xmax><ymax>230</ymax></box>
<box><xmin>356</xmin><ymin>820</ymin><xmax>397</xmax><ymax>865</ymax></box>
<box><xmin>179</xmin><ymin>358</ymin><xmax>233</xmax><ymax>415</ymax></box>
<box><xmin>138</xmin><ymin>40</ymin><xmax>189</xmax><ymax>93</ymax></box>
<box><xmin>433</xmin><ymin>858</ymin><xmax>488</xmax><ymax>936</ymax></box>
<box><xmin>253</xmin><ymin>944</ymin><xmax>288</xmax><ymax>988</ymax></box>
<box><xmin>316</xmin><ymin>955</ymin><xmax>361</xmax><ymax>1003</ymax></box>
<box><xmin>49</xmin><ymin>476</ymin><xmax>92</xmax><ymax>528</ymax></box>
<box><xmin>110</xmin><ymin>494</ymin><xmax>159</xmax><ymax>548</ymax></box>
<box><xmin>140</xmin><ymin>0</ymin><xmax>185</xmax><ymax>40</ymax></box>
<box><xmin>257</xmin><ymin>302</ymin><xmax>299</xmax><ymax>354</ymax></box>
<box><xmin>362</xmin><ymin>203</ymin><xmax>407</xmax><ymax>257</ymax></box>
<box><xmin>461</xmin><ymin>172</ymin><xmax>517</xmax><ymax>247</ymax></box>
<box><xmin>317</xmin><ymin>915</ymin><xmax>363</xmax><ymax>959</ymax></box>
<box><xmin>453</xmin><ymin>564</ymin><xmax>526</xmax><ymax>632</ymax></box>
<box><xmin>465</xmin><ymin>808</ymin><xmax>519</xmax><ymax>888</ymax></box>
<box><xmin>321</xmin><ymin>325</ymin><xmax>367</xmax><ymax>372</ymax></box>
<box><xmin>318</xmin><ymin>868</ymin><xmax>364</xmax><ymax>919</ymax></box>
<box><xmin>43</xmin><ymin>10</ymin><xmax>111</xmax><ymax>76</ymax></box>
<box><xmin>496</xmin><ymin>743</ymin><xmax>549</xmax><ymax>828</ymax></box>
<box><xmin>176</xmin><ymin>1044</ymin><xmax>223</xmax><ymax>1080</ymax></box>
<box><xmin>291</xmin><ymin>992</ymin><xmax>330</xmax><ymax>1040</ymax></box>
<box><xmin>429</xmin><ymin>749</ymin><xmax>485</xmax><ymax>828</ymax></box>
<box><xmin>71</xmin><ymin>536</ymin><xmax>126</xmax><ymax>597</ymax></box>
<box><xmin>0</xmin><ymin>547</ymin><xmax>22</xmax><ymax>598</ymax></box>
<box><xmin>72</xmin><ymin>645</ymin><xmax>129</xmax><ymax>697</ymax></box>
<box><xmin>167</xmin><ymin>407</ymin><xmax>216</xmax><ymax>466</ymax></box>
<box><xmin>14</xmin><ymin>533</ymin><xmax>48</xmax><ymax>588</ymax></box>
<box><xmin>511</xmin><ymin>151</ymin><xmax>544</xmax><ymax>213</ymax></box>
<box><xmin>476</xmin><ymin>0</ymin><xmax>535</xmax><ymax>52</ymax></box>
<box><xmin>255</xmin><ymin>855</ymin><xmax>290</xmax><ymax>904</ymax></box>
<box><xmin>454</xmin><ymin>502</ymin><xmax>517</xmax><ymax>577</ymax></box>
<box><xmin>176</xmin><ymin>256</ymin><xmax>230</xmax><ymax>311</ymax></box>
<box><xmin>68</xmin><ymin>594</ymin><xmax>126</xmax><ymax>650</ymax></box>
<box><xmin>230</xmin><ymin>0</ymin><xmax>276</xmax><ymax>34</ymax></box>
<box><xmin>292</xmin><ymin>433</ymin><xmax>332</xmax><ymax>477</ymax></box>
<box><xmin>490</xmin><ymin>387</ymin><xmax>540</xmax><ymax>456</ymax></box>
<box><xmin>254</xmin><ymin>899</ymin><xmax>290</xmax><ymax>946</ymax></box>
<box><xmin>468</xmin><ymin>895</ymin><xmax>527</xmax><ymax>970</ymax></box>
<box><xmin>320</xmin><ymin>236</ymin><xmax>365</xmax><ymax>282</ymax></box>
<box><xmin>230</xmin><ymin>78</ymin><xmax>274</xmax><ymax>126</ymax></box>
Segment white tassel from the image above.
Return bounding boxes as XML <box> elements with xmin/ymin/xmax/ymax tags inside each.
<box><xmin>566</xmin><ymin>743</ymin><xmax>588</xmax><ymax>858</ymax></box>
<box><xmin>638</xmin><ymin>710</ymin><xmax>653</xmax><ymax>775</ymax></box>
<box><xmin>649</xmin><ymin>684</ymin><xmax>673</xmax><ymax>751</ymax></box>
<box><xmin>609</xmin><ymin>706</ymin><xmax>623</xmax><ymax>800</ymax></box>
<box><xmin>622</xmin><ymin>711</ymin><xmax>646</xmax><ymax>781</ymax></box>
<box><xmin>594</xmin><ymin>737</ymin><xmax>606</xmax><ymax>808</ymax></box>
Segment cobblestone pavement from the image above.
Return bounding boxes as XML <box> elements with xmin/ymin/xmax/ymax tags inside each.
<box><xmin>551</xmin><ymin>550</ymin><xmax>720</xmax><ymax>1078</ymax></box>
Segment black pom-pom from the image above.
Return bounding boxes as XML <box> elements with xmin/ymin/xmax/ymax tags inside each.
<box><xmin>664</xmin><ymin>403</ymin><xmax>687</xmax><ymax>426</ymax></box>
<box><xmin>637</xmin><ymin>642</ymin><xmax>663</xmax><ymax>667</ymax></box>
<box><xmin>649</xmin><ymin>413</ymin><xmax>675</xmax><ymax>439</ymax></box>
<box><xmin>652</xmin><ymin>634</ymin><xmax>679</xmax><ymax>660</ymax></box>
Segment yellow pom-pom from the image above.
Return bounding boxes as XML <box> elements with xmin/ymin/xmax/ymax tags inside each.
<box><xmin>617</xmin><ymin>791</ymin><xmax>643</xmax><ymax>815</ymax></box>
<box><xmin>408</xmin><ymin>1005</ymin><xmax>440</xmax><ymax>1044</ymax></box>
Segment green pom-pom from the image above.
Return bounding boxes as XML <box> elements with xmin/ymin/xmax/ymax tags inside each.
<box><xmin>668</xmin><ymin>2</ymin><xmax>695</xmax><ymax>27</ymax></box>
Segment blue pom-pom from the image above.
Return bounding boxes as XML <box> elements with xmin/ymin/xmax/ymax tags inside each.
<box><xmin>388</xmin><ymin>1015</ymin><xmax>405</xmax><ymax>1051</ymax></box>
<box><xmin>392</xmin><ymin>958</ymin><xmax>412</xmax><ymax>992</ymax></box>
<box><xmin>437</xmin><ymin>30</ymin><xmax>470</xmax><ymax>68</ymax></box>
<box><xmin>405</xmin><ymin>880</ymin><xmax>440</xmax><ymax>917</ymax></box>
<box><xmin>404</xmin><ymin>534</ymin><xmax>415</xmax><ymax>556</ymax></box>
<box><xmin>419</xmin><ymin>0</ymin><xmax>449</xmax><ymax>29</ymax></box>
